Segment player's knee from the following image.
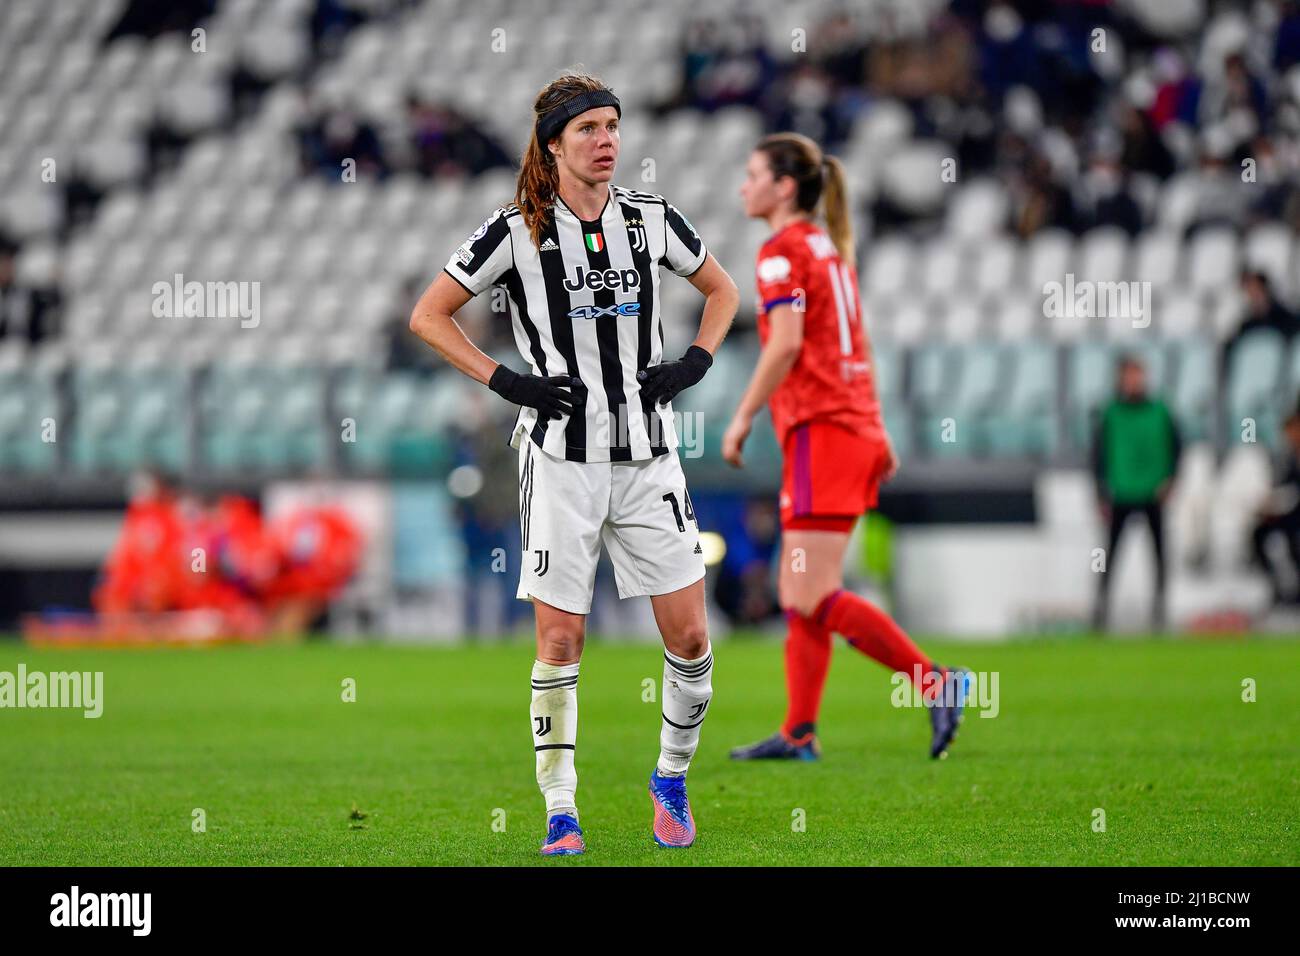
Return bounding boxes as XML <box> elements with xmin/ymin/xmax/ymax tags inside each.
<box><xmin>789</xmin><ymin>598</ymin><xmax>818</xmax><ymax>619</ymax></box>
<box><xmin>777</xmin><ymin>579</ymin><xmax>797</xmax><ymax>615</ymax></box>
<box><xmin>669</xmin><ymin>621</ymin><xmax>709</xmax><ymax>661</ymax></box>
<box><xmin>784</xmin><ymin>585</ymin><xmax>834</xmax><ymax>620</ymax></box>
<box><xmin>537</xmin><ymin>624</ymin><xmax>584</xmax><ymax>663</ymax></box>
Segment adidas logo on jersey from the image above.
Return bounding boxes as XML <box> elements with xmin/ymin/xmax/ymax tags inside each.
<box><xmin>539</xmin><ymin>237</ymin><xmax>559</xmax><ymax>251</ymax></box>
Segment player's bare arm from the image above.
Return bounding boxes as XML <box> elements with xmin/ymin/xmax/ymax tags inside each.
<box><xmin>410</xmin><ymin>272</ymin><xmax>576</xmax><ymax>421</ymax></box>
<box><xmin>638</xmin><ymin>251</ymin><xmax>737</xmax><ymax>407</ymax></box>
<box><xmin>684</xmin><ymin>251</ymin><xmax>739</xmax><ymax>357</ymax></box>
<box><xmin>407</xmin><ymin>272</ymin><xmax>495</xmax><ymax>385</ymax></box>
<box><xmin>723</xmin><ymin>302</ymin><xmax>803</xmax><ymax>468</ymax></box>
<box><xmin>857</xmin><ymin>329</ymin><xmax>899</xmax><ymax>480</ymax></box>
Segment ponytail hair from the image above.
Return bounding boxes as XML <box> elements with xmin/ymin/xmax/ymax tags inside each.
<box><xmin>820</xmin><ymin>155</ymin><xmax>854</xmax><ymax>266</ymax></box>
<box><xmin>755</xmin><ymin>132</ymin><xmax>855</xmax><ymax>264</ymax></box>
<box><xmin>516</xmin><ymin>70</ymin><xmax>612</xmax><ymax>249</ymax></box>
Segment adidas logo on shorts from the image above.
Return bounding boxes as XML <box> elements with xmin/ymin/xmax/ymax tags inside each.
<box><xmin>693</xmin><ymin>543</ymin><xmax>702</xmax><ymax>555</ymax></box>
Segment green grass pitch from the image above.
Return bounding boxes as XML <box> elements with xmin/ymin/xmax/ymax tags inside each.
<box><xmin>1</xmin><ymin>636</ymin><xmax>1296</xmax><ymax>866</ymax></box>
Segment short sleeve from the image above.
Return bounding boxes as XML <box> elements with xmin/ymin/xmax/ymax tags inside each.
<box><xmin>755</xmin><ymin>242</ymin><xmax>806</xmax><ymax>313</ymax></box>
<box><xmin>444</xmin><ymin>207</ymin><xmax>514</xmax><ymax>296</ymax></box>
<box><xmin>662</xmin><ymin>202</ymin><xmax>707</xmax><ymax>276</ymax></box>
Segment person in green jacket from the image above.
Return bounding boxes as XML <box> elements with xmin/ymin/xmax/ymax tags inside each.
<box><xmin>1092</xmin><ymin>354</ymin><xmax>1181</xmax><ymax>632</ymax></box>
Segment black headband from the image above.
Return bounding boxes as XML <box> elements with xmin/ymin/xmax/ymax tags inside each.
<box><xmin>536</xmin><ymin>89</ymin><xmax>621</xmax><ymax>147</ymax></box>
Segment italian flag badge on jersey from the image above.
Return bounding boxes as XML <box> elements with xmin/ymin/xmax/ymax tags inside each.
<box><xmin>585</xmin><ymin>232</ymin><xmax>604</xmax><ymax>253</ymax></box>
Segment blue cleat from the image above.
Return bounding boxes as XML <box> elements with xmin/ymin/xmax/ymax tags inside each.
<box><xmin>926</xmin><ymin>666</ymin><xmax>970</xmax><ymax>759</ymax></box>
<box><xmin>539</xmin><ymin>813</ymin><xmax>585</xmax><ymax>856</ymax></box>
<box><xmin>648</xmin><ymin>770</ymin><xmax>696</xmax><ymax>848</ymax></box>
<box><xmin>729</xmin><ymin>731</ymin><xmax>820</xmax><ymax>761</ymax></box>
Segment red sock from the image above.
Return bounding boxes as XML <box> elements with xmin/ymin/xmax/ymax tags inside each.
<box><xmin>781</xmin><ymin>608</ymin><xmax>832</xmax><ymax>742</ymax></box>
<box><xmin>814</xmin><ymin>589</ymin><xmax>934</xmax><ymax>683</ymax></box>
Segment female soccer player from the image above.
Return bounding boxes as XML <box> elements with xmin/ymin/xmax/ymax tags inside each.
<box><xmin>409</xmin><ymin>73</ymin><xmax>738</xmax><ymax>854</ymax></box>
<box><xmin>724</xmin><ymin>133</ymin><xmax>967</xmax><ymax>762</ymax></box>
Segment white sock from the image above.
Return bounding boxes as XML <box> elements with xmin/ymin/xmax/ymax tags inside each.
<box><xmin>658</xmin><ymin>643</ymin><xmax>713</xmax><ymax>776</ymax></box>
<box><xmin>531</xmin><ymin>660</ymin><xmax>579</xmax><ymax>819</ymax></box>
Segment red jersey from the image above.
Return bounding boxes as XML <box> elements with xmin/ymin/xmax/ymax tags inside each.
<box><xmin>754</xmin><ymin>220</ymin><xmax>884</xmax><ymax>447</ymax></box>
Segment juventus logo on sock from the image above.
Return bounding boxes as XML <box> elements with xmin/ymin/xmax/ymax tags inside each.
<box><xmin>533</xmin><ymin>549</ymin><xmax>549</xmax><ymax>576</ymax></box>
<box><xmin>658</xmin><ymin>645</ymin><xmax>714</xmax><ymax>776</ymax></box>
<box><xmin>531</xmin><ymin>660</ymin><xmax>579</xmax><ymax>813</ymax></box>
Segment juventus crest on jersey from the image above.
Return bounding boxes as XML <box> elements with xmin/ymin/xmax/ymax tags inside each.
<box><xmin>444</xmin><ymin>185</ymin><xmax>707</xmax><ymax>463</ymax></box>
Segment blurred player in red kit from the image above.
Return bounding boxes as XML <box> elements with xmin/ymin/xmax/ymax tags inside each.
<box><xmin>724</xmin><ymin>133</ymin><xmax>969</xmax><ymax>761</ymax></box>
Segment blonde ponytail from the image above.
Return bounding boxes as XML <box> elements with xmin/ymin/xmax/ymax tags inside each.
<box><xmin>819</xmin><ymin>155</ymin><xmax>854</xmax><ymax>264</ymax></box>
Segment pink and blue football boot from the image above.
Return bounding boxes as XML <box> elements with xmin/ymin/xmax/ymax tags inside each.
<box><xmin>648</xmin><ymin>770</ymin><xmax>696</xmax><ymax>848</ymax></box>
<box><xmin>539</xmin><ymin>813</ymin><xmax>585</xmax><ymax>856</ymax></box>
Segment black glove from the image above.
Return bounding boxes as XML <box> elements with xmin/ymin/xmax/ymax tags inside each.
<box><xmin>488</xmin><ymin>365</ymin><xmax>583</xmax><ymax>420</ymax></box>
<box><xmin>636</xmin><ymin>345</ymin><xmax>713</xmax><ymax>406</ymax></box>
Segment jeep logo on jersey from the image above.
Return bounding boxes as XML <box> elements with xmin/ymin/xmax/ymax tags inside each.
<box><xmin>568</xmin><ymin>302</ymin><xmax>641</xmax><ymax>320</ymax></box>
<box><xmin>564</xmin><ymin>265</ymin><xmax>641</xmax><ymax>293</ymax></box>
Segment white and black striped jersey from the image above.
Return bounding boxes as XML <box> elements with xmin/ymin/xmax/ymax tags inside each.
<box><xmin>443</xmin><ymin>184</ymin><xmax>707</xmax><ymax>463</ymax></box>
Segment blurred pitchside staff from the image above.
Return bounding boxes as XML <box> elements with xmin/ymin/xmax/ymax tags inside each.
<box><xmin>1092</xmin><ymin>354</ymin><xmax>1181</xmax><ymax>632</ymax></box>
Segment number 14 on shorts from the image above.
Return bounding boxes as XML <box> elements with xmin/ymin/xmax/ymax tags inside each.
<box><xmin>662</xmin><ymin>490</ymin><xmax>696</xmax><ymax>532</ymax></box>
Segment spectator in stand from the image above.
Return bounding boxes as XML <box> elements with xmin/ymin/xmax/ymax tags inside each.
<box><xmin>1149</xmin><ymin>47</ymin><xmax>1200</xmax><ymax>130</ymax></box>
<box><xmin>1251</xmin><ymin>410</ymin><xmax>1300</xmax><ymax>606</ymax></box>
<box><xmin>1076</xmin><ymin>152</ymin><xmax>1144</xmax><ymax>235</ymax></box>
<box><xmin>654</xmin><ymin>15</ymin><xmax>775</xmax><ymax>116</ymax></box>
<box><xmin>1117</xmin><ymin>101</ymin><xmax>1175</xmax><ymax>179</ymax></box>
<box><xmin>297</xmin><ymin>104</ymin><xmax>390</xmax><ymax>181</ymax></box>
<box><xmin>1197</xmin><ymin>52</ymin><xmax>1268</xmax><ymax>136</ymax></box>
<box><xmin>1222</xmin><ymin>270</ymin><xmax>1300</xmax><ymax>374</ymax></box>
<box><xmin>1277</xmin><ymin>0</ymin><xmax>1300</xmax><ymax>72</ymax></box>
<box><xmin>0</xmin><ymin>238</ymin><xmax>63</xmax><ymax>345</ymax></box>
<box><xmin>1009</xmin><ymin>150</ymin><xmax>1077</xmax><ymax>236</ymax></box>
<box><xmin>1185</xmin><ymin>144</ymin><xmax>1248</xmax><ymax>233</ymax></box>
<box><xmin>405</xmin><ymin>96</ymin><xmax>512</xmax><ymax>179</ymax></box>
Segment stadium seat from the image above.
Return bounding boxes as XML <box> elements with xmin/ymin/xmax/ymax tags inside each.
<box><xmin>1156</xmin><ymin>288</ymin><xmax>1206</xmax><ymax>339</ymax></box>
<box><xmin>864</xmin><ymin>237</ymin><xmax>914</xmax><ymax>300</ymax></box>
<box><xmin>1133</xmin><ymin>230</ymin><xmax>1182</xmax><ymax>291</ymax></box>
<box><xmin>1186</xmin><ymin>228</ymin><xmax>1241</xmax><ymax>296</ymax></box>
<box><xmin>1244</xmin><ymin>222</ymin><xmax>1295</xmax><ymax>303</ymax></box>
<box><xmin>971</xmin><ymin>236</ymin><xmax>1019</xmax><ymax>299</ymax></box>
<box><xmin>1169</xmin><ymin>339</ymin><xmax>1216</xmax><ymax>442</ymax></box>
<box><xmin>1077</xmin><ymin>227</ymin><xmax>1130</xmax><ymax>284</ymax></box>
<box><xmin>984</xmin><ymin>342</ymin><xmax>1059</xmax><ymax>457</ymax></box>
<box><xmin>1223</xmin><ymin>330</ymin><xmax>1287</xmax><ymax>448</ymax></box>
<box><xmin>945</xmin><ymin>179</ymin><xmax>1009</xmax><ymax>244</ymax></box>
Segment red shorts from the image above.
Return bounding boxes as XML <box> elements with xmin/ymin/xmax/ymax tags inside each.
<box><xmin>780</xmin><ymin>420</ymin><xmax>889</xmax><ymax>532</ymax></box>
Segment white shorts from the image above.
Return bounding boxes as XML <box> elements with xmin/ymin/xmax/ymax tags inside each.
<box><xmin>515</xmin><ymin>439</ymin><xmax>706</xmax><ymax>615</ymax></box>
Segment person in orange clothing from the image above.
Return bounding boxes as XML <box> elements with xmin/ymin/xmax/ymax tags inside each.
<box><xmin>93</xmin><ymin>470</ymin><xmax>188</xmax><ymax>615</ymax></box>
<box><xmin>263</xmin><ymin>504</ymin><xmax>362</xmax><ymax>633</ymax></box>
<box><xmin>174</xmin><ymin>491</ymin><xmax>267</xmax><ymax>635</ymax></box>
<box><xmin>208</xmin><ymin>494</ymin><xmax>281</xmax><ymax>596</ymax></box>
